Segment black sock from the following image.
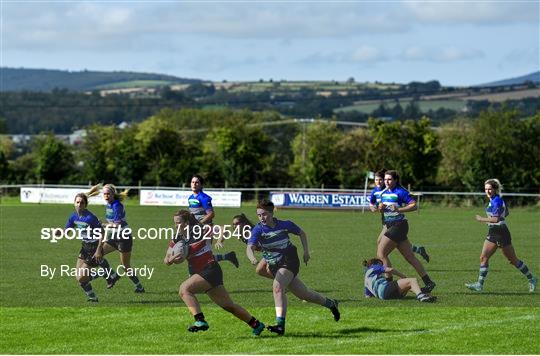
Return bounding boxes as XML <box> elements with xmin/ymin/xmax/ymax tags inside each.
<box><xmin>194</xmin><ymin>312</ymin><xmax>205</xmax><ymax>322</ymax></box>
<box><xmin>323</xmin><ymin>298</ymin><xmax>335</xmax><ymax>309</ymax></box>
<box><xmin>129</xmin><ymin>275</ymin><xmax>141</xmax><ymax>286</ymax></box>
<box><xmin>79</xmin><ymin>281</ymin><xmax>92</xmax><ymax>292</ymax></box>
<box><xmin>214</xmin><ymin>254</ymin><xmax>224</xmax><ymax>261</ymax></box>
<box><xmin>422</xmin><ymin>275</ymin><xmax>433</xmax><ymax>285</ymax></box>
<box><xmin>99</xmin><ymin>259</ymin><xmax>117</xmax><ymax>279</ymax></box>
<box><xmin>247</xmin><ymin>317</ymin><xmax>260</xmax><ymax>328</ymax></box>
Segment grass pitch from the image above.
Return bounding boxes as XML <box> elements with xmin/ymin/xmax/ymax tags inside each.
<box><xmin>1</xmin><ymin>203</ymin><xmax>539</xmax><ymax>354</ymax></box>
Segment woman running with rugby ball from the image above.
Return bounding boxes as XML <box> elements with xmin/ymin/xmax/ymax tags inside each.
<box><xmin>164</xmin><ymin>210</ymin><xmax>266</xmax><ymax>335</ymax></box>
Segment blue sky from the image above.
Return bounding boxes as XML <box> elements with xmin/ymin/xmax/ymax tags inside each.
<box><xmin>1</xmin><ymin>1</ymin><xmax>538</xmax><ymax>86</ymax></box>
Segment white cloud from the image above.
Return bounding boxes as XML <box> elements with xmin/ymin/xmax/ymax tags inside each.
<box><xmin>401</xmin><ymin>46</ymin><xmax>484</xmax><ymax>62</ymax></box>
<box><xmin>403</xmin><ymin>2</ymin><xmax>539</xmax><ymax>25</ymax></box>
<box><xmin>350</xmin><ymin>46</ymin><xmax>388</xmax><ymax>63</ymax></box>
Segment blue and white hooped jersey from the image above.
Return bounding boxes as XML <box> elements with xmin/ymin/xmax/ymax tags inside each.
<box><xmin>369</xmin><ymin>186</ymin><xmax>384</xmax><ymax>207</ymax></box>
<box><xmin>379</xmin><ymin>186</ymin><xmax>415</xmax><ymax>223</ymax></box>
<box><xmin>486</xmin><ymin>195</ymin><xmax>509</xmax><ymax>226</ymax></box>
<box><xmin>364</xmin><ymin>264</ymin><xmax>388</xmax><ymax>299</ymax></box>
<box><xmin>65</xmin><ymin>210</ymin><xmax>102</xmax><ymax>243</ymax></box>
<box><xmin>248</xmin><ymin>219</ymin><xmax>301</xmax><ymax>265</ymax></box>
<box><xmin>188</xmin><ymin>191</ymin><xmax>213</xmax><ymax>224</ymax></box>
<box><xmin>105</xmin><ymin>199</ymin><xmax>129</xmax><ymax>228</ymax></box>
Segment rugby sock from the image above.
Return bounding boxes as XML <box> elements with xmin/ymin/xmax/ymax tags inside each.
<box><xmin>79</xmin><ymin>281</ymin><xmax>95</xmax><ymax>297</ymax></box>
<box><xmin>412</xmin><ymin>245</ymin><xmax>420</xmax><ymax>253</ymax></box>
<box><xmin>276</xmin><ymin>316</ymin><xmax>285</xmax><ymax>327</ymax></box>
<box><xmin>128</xmin><ymin>275</ymin><xmax>141</xmax><ymax>287</ymax></box>
<box><xmin>194</xmin><ymin>312</ymin><xmax>206</xmax><ymax>322</ymax></box>
<box><xmin>247</xmin><ymin>317</ymin><xmax>260</xmax><ymax>328</ymax></box>
<box><xmin>421</xmin><ymin>274</ymin><xmax>433</xmax><ymax>285</ymax></box>
<box><xmin>478</xmin><ymin>264</ymin><xmax>489</xmax><ymax>285</ymax></box>
<box><xmin>324</xmin><ymin>297</ymin><xmax>336</xmax><ymax>309</ymax></box>
<box><xmin>99</xmin><ymin>259</ymin><xmax>118</xmax><ymax>280</ymax></box>
<box><xmin>214</xmin><ymin>254</ymin><xmax>224</xmax><ymax>262</ymax></box>
<box><xmin>516</xmin><ymin>260</ymin><xmax>533</xmax><ymax>280</ymax></box>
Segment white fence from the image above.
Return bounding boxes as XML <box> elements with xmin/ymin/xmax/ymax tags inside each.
<box><xmin>1</xmin><ymin>184</ymin><xmax>538</xmax><ymax>207</ymax></box>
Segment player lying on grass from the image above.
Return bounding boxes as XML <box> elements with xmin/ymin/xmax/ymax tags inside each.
<box><xmin>60</xmin><ymin>191</ymin><xmax>119</xmax><ymax>302</ymax></box>
<box><xmin>247</xmin><ymin>199</ymin><xmax>340</xmax><ymax>336</ymax></box>
<box><xmin>363</xmin><ymin>258</ymin><xmax>436</xmax><ymax>302</ymax></box>
<box><xmin>465</xmin><ymin>178</ymin><xmax>537</xmax><ymax>293</ymax></box>
<box><xmin>215</xmin><ymin>213</ymin><xmax>273</xmax><ymax>279</ymax></box>
<box><xmin>369</xmin><ymin>168</ymin><xmax>430</xmax><ymax>263</ymax></box>
<box><xmin>164</xmin><ymin>210</ymin><xmax>266</xmax><ymax>336</ymax></box>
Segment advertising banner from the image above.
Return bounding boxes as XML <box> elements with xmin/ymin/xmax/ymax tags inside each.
<box><xmin>270</xmin><ymin>191</ymin><xmax>369</xmax><ymax>209</ymax></box>
<box><xmin>140</xmin><ymin>190</ymin><xmax>241</xmax><ymax>207</ymax></box>
<box><xmin>20</xmin><ymin>187</ymin><xmax>105</xmax><ymax>205</ymax></box>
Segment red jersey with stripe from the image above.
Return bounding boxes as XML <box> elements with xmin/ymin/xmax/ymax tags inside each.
<box><xmin>186</xmin><ymin>239</ymin><xmax>215</xmax><ymax>274</ymax></box>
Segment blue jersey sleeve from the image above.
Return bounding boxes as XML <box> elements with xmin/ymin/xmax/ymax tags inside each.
<box><xmin>283</xmin><ymin>220</ymin><xmax>302</xmax><ymax>235</ymax></box>
<box><xmin>111</xmin><ymin>201</ymin><xmax>126</xmax><ymax>223</ymax></box>
<box><xmin>369</xmin><ymin>189</ymin><xmax>378</xmax><ymax>205</ymax></box>
<box><xmin>398</xmin><ymin>187</ymin><xmax>415</xmax><ymax>206</ymax></box>
<box><xmin>64</xmin><ymin>213</ymin><xmax>75</xmax><ymax>229</ymax></box>
<box><xmin>88</xmin><ymin>212</ymin><xmax>102</xmax><ymax>229</ymax></box>
<box><xmin>372</xmin><ymin>264</ymin><xmax>386</xmax><ymax>276</ymax></box>
<box><xmin>200</xmin><ymin>194</ymin><xmax>213</xmax><ymax>212</ymax></box>
<box><xmin>248</xmin><ymin>225</ymin><xmax>261</xmax><ymax>245</ymax></box>
<box><xmin>489</xmin><ymin>197</ymin><xmax>503</xmax><ymax>217</ymax></box>
<box><xmin>364</xmin><ymin>287</ymin><xmax>374</xmax><ymax>297</ymax></box>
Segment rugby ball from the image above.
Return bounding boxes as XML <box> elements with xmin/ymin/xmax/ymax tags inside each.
<box><xmin>171</xmin><ymin>240</ymin><xmax>189</xmax><ymax>263</ymax></box>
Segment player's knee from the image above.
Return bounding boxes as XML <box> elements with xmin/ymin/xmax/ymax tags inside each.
<box><xmin>255</xmin><ymin>266</ymin><xmax>266</xmax><ymax>276</ymax></box>
<box><xmin>179</xmin><ymin>284</ymin><xmax>191</xmax><ymax>299</ymax></box>
<box><xmin>273</xmin><ymin>282</ymin><xmax>285</xmax><ymax>295</ymax></box>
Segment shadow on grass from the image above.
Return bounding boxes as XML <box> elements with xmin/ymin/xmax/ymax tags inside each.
<box><xmin>250</xmin><ymin>326</ymin><xmax>425</xmax><ymax>339</ymax></box>
<box><xmin>453</xmin><ymin>291</ymin><xmax>530</xmax><ymax>296</ymax></box>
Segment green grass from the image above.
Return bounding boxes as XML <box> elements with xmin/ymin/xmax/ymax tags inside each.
<box><xmin>1</xmin><ymin>204</ymin><xmax>539</xmax><ymax>353</ymax></box>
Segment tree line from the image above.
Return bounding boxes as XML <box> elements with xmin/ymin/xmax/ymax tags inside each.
<box><xmin>3</xmin><ymin>84</ymin><xmax>539</xmax><ymax>134</ymax></box>
<box><xmin>1</xmin><ymin>107</ymin><xmax>538</xmax><ymax>194</ymax></box>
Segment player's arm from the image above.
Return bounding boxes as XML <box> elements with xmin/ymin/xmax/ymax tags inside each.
<box><xmin>384</xmin><ymin>266</ymin><xmax>406</xmax><ymax>279</ymax></box>
<box><xmin>369</xmin><ymin>192</ymin><xmax>378</xmax><ymax>212</ymax></box>
<box><xmin>199</xmin><ymin>209</ymin><xmax>215</xmax><ymax>225</ymax></box>
<box><xmin>297</xmin><ymin>230</ymin><xmax>310</xmax><ymax>265</ymax></box>
<box><xmin>246</xmin><ymin>244</ymin><xmax>258</xmax><ymax>265</ymax></box>
<box><xmin>93</xmin><ymin>224</ymin><xmax>106</xmax><ymax>262</ymax></box>
<box><xmin>164</xmin><ymin>240</ymin><xmax>175</xmax><ymax>265</ymax></box>
<box><xmin>394</xmin><ymin>200</ymin><xmax>416</xmax><ymax>213</ymax></box>
<box><xmin>475</xmin><ymin>215</ymin><xmax>500</xmax><ymax>223</ymax></box>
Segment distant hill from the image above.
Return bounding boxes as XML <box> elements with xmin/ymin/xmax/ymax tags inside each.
<box><xmin>477</xmin><ymin>71</ymin><xmax>540</xmax><ymax>87</ymax></box>
<box><xmin>0</xmin><ymin>67</ymin><xmax>202</xmax><ymax>92</ymax></box>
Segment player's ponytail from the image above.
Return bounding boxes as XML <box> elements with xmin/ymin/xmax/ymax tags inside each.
<box><xmin>85</xmin><ymin>183</ymin><xmax>103</xmax><ymax>198</ymax></box>
<box><xmin>103</xmin><ymin>184</ymin><xmax>129</xmax><ymax>201</ymax></box>
<box><xmin>233</xmin><ymin>213</ymin><xmax>255</xmax><ymax>229</ymax></box>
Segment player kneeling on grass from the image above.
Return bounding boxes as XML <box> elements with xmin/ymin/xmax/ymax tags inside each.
<box><xmin>61</xmin><ymin>191</ymin><xmax>119</xmax><ymax>302</ymax></box>
<box><xmin>247</xmin><ymin>199</ymin><xmax>340</xmax><ymax>336</ymax></box>
<box><xmin>363</xmin><ymin>258</ymin><xmax>436</xmax><ymax>302</ymax></box>
<box><xmin>164</xmin><ymin>210</ymin><xmax>266</xmax><ymax>336</ymax></box>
